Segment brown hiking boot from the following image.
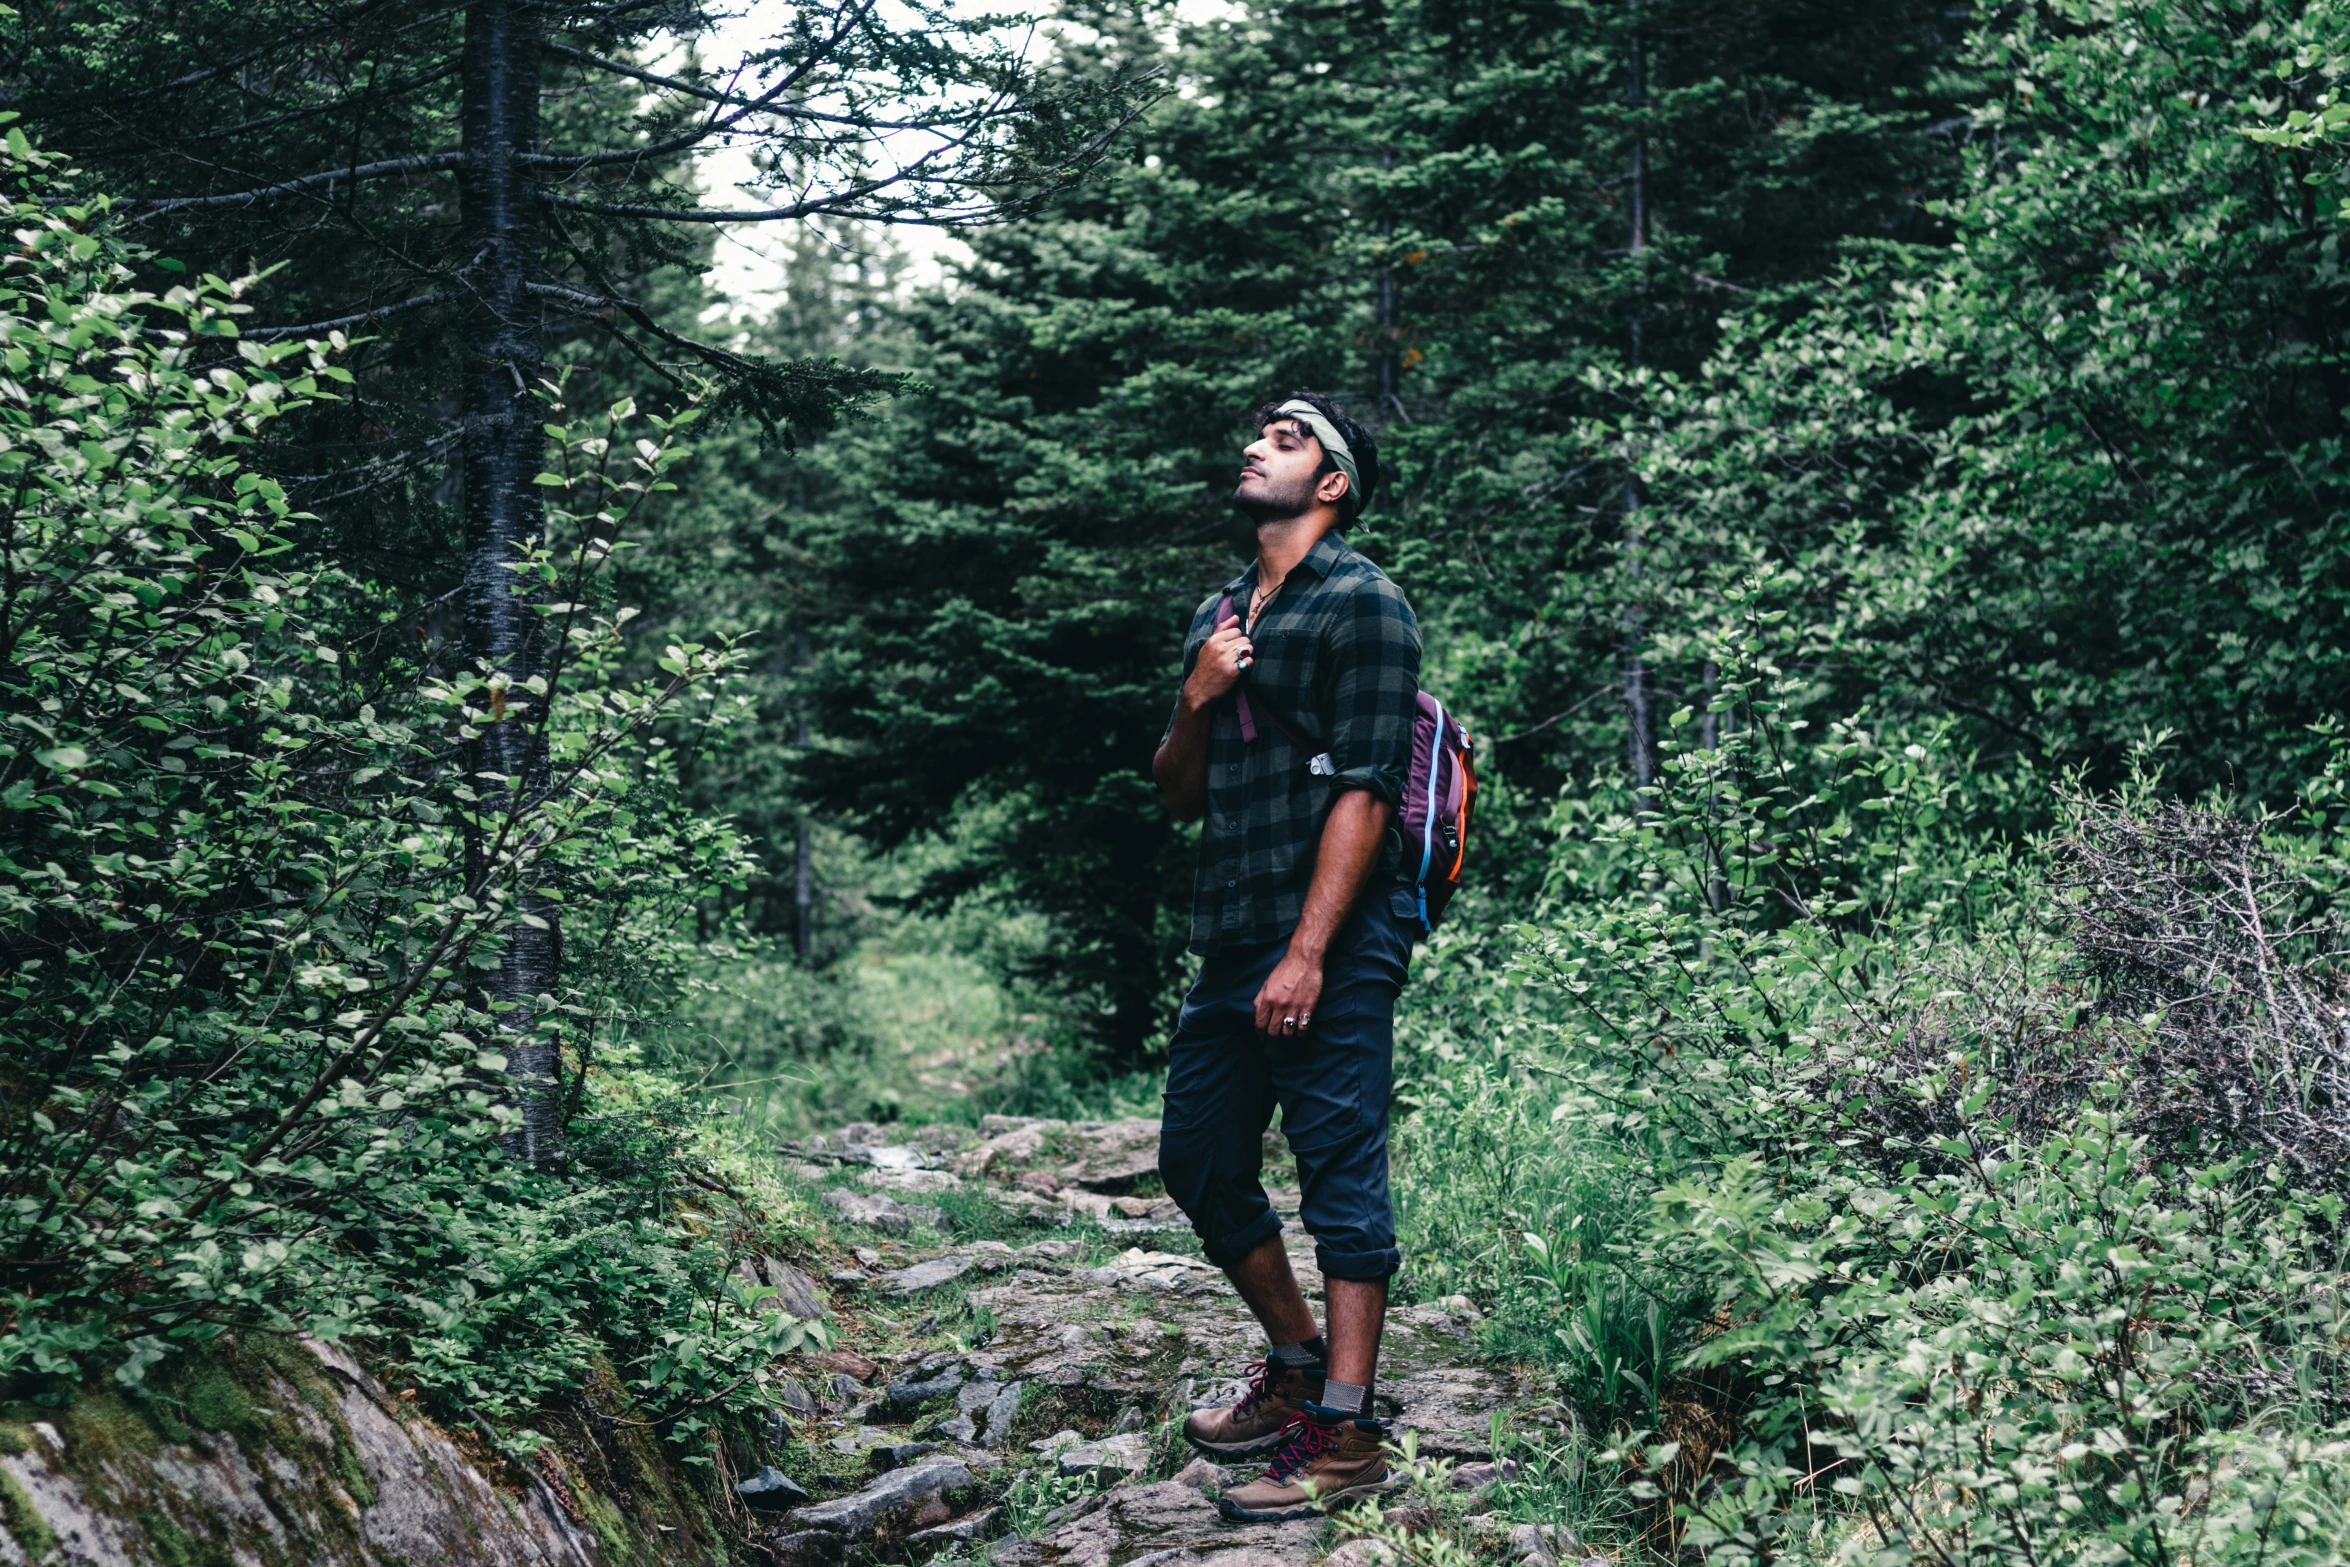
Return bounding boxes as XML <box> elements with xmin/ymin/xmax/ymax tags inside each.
<box><xmin>1183</xmin><ymin>1358</ymin><xmax>1326</xmax><ymax>1458</ymax></box>
<box><xmin>1216</xmin><ymin>1406</ymin><xmax>1394</xmax><ymax>1522</ymax></box>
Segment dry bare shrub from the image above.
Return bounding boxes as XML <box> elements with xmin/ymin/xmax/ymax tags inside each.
<box><xmin>2048</xmin><ymin>794</ymin><xmax>2350</xmax><ymax>1189</ymax></box>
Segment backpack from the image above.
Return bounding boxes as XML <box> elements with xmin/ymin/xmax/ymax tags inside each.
<box><xmin>1400</xmin><ymin>689</ymin><xmax>1477</xmax><ymax>935</ymax></box>
<box><xmin>1215</xmin><ymin>595</ymin><xmax>1478</xmax><ymax>935</ymax></box>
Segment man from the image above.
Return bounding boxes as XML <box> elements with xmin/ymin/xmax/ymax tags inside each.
<box><xmin>1150</xmin><ymin>392</ymin><xmax>1421</xmax><ymax>1522</ymax></box>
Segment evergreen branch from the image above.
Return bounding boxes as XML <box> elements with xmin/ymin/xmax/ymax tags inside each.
<box><xmin>530</xmin><ymin>0</ymin><xmax>885</xmax><ymax>170</ymax></box>
<box><xmin>242</xmin><ymin>290</ymin><xmax>454</xmax><ymax>342</ymax></box>
<box><xmin>123</xmin><ymin>152</ymin><xmax>470</xmax><ymax>221</ymax></box>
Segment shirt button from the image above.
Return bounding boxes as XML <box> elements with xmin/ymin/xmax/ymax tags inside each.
<box><xmin>1226</xmin><ymin>879</ymin><xmax>1237</xmax><ymax>889</ymax></box>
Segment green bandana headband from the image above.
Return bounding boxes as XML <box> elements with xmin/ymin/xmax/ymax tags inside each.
<box><xmin>1273</xmin><ymin>398</ymin><xmax>1366</xmax><ymax>516</ymax></box>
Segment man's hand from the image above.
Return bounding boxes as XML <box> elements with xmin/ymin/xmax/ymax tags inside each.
<box><xmin>1255</xmin><ymin>946</ymin><xmax>1323</xmax><ymax>1038</ymax></box>
<box><xmin>1182</xmin><ymin>622</ymin><xmax>1255</xmax><ymax>710</ymax></box>
<box><xmin>1252</xmin><ymin>791</ymin><xmax>1392</xmax><ymax>1037</ymax></box>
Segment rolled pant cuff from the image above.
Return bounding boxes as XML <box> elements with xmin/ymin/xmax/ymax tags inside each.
<box><xmin>1315</xmin><ymin>1241</ymin><xmax>1401</xmax><ymax>1282</ymax></box>
<box><xmin>1200</xmin><ymin>1210</ymin><xmax>1285</xmax><ymax>1269</ymax></box>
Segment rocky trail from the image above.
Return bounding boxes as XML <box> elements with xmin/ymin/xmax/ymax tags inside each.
<box><xmin>746</xmin><ymin>1115</ymin><xmax>1579</xmax><ymax>1567</ymax></box>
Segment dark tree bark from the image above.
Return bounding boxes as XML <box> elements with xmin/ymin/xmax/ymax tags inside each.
<box><xmin>1621</xmin><ymin>5</ymin><xmax>1654</xmax><ymax>793</ymax></box>
<box><xmin>457</xmin><ymin>0</ymin><xmax>560</xmax><ymax>1164</ymax></box>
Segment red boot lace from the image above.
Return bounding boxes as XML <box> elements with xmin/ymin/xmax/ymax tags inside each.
<box><xmin>1265</xmin><ymin>1412</ymin><xmax>1343</xmax><ymax>1483</ymax></box>
<box><xmin>1231</xmin><ymin>1358</ymin><xmax>1281</xmax><ymax>1418</ymax></box>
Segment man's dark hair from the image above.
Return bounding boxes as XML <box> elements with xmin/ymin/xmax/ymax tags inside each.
<box><xmin>1249</xmin><ymin>391</ymin><xmax>1381</xmax><ymax>520</ymax></box>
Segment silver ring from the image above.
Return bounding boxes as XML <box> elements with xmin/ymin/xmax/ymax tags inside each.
<box><xmin>1283</xmin><ymin>1016</ymin><xmax>1298</xmax><ymax>1029</ymax></box>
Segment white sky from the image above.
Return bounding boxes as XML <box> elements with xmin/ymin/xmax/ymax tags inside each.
<box><xmin>691</xmin><ymin>2</ymin><xmax>996</xmax><ymax>313</ymax></box>
<box><xmin>686</xmin><ymin>0</ymin><xmax>1231</xmax><ymax>318</ymax></box>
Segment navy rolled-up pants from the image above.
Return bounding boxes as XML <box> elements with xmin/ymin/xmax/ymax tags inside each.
<box><xmin>1158</xmin><ymin>893</ymin><xmax>1413</xmax><ymax>1282</ymax></box>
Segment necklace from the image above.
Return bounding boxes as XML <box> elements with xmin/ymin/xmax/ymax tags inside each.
<box><xmin>1248</xmin><ymin>575</ymin><xmax>1280</xmax><ymax>628</ymax></box>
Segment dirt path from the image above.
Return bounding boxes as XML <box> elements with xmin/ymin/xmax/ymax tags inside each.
<box><xmin>749</xmin><ymin>1117</ymin><xmax>1535</xmax><ymax>1567</ymax></box>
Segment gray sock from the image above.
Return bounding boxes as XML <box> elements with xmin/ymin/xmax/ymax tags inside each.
<box><xmin>1319</xmin><ymin>1379</ymin><xmax>1370</xmax><ymax>1415</ymax></box>
<box><xmin>1270</xmin><ymin>1339</ymin><xmax>1325</xmax><ymax>1369</ymax></box>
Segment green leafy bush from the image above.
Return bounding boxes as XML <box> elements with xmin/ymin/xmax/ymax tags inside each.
<box><xmin>0</xmin><ymin>129</ymin><xmax>820</xmax><ymax>1449</ymax></box>
<box><xmin>1391</xmin><ymin>573</ymin><xmax>2350</xmax><ymax>1562</ymax></box>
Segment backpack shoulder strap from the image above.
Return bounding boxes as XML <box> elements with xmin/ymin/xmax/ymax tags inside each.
<box><xmin>1212</xmin><ymin>595</ymin><xmax>1325</xmax><ymax>759</ymax></box>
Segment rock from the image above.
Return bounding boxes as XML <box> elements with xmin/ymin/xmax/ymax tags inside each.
<box><xmin>1064</xmin><ymin>1190</ymin><xmax>1118</xmax><ymax>1220</ymax></box>
<box><xmin>775</xmin><ymin>1375</ymin><xmax>820</xmax><ymax>1419</ymax></box>
<box><xmin>1451</xmin><ymin>1458</ymin><xmax>1520</xmax><ymax>1491</ymax></box>
<box><xmin>980</xmin><ymin>1114</ymin><xmax>1051</xmax><ymax>1135</ymax></box>
<box><xmin>1076</xmin><ymin>1249</ymin><xmax>1224</xmax><ymax>1293</ymax></box>
<box><xmin>888</xmin><ymin>1361</ymin><xmax>967</xmax><ymax>1408</ymax></box>
<box><xmin>954</xmin><ymin>1125</ymin><xmax>1049</xmax><ymax>1178</ymax></box>
<box><xmin>1169</xmin><ymin>1457</ymin><xmax>1229</xmax><ymax>1491</ymax></box>
<box><xmin>1101</xmin><ymin>1216</ymin><xmax>1188</xmax><ymax>1237</ymax></box>
<box><xmin>829</xmin><ymin>1269</ymin><xmax>869</xmax><ymax>1287</ymax></box>
<box><xmin>861</xmin><ymin>1167</ymin><xmax>961</xmax><ymax>1194</ymax></box>
<box><xmin>847</xmin><ymin>1144</ymin><xmax>932</xmax><ymax>1171</ymax></box>
<box><xmin>819</xmin><ymin>1188</ymin><xmax>946</xmax><ymax>1235</ymax></box>
<box><xmin>829</xmin><ymin>1427</ymin><xmax>899</xmax><ymax>1455</ymax></box>
<box><xmin>935</xmin><ymin>1412</ymin><xmax>979</xmax><ymax>1442</ymax></box>
<box><xmin>881</xmin><ymin>1253</ymin><xmax>980</xmax><ymax>1295</ymax></box>
<box><xmin>981</xmin><ymin>1380</ymin><xmax>1025</xmax><ymax>1446</ymax></box>
<box><xmin>912</xmin><ymin>1506</ymin><xmax>1005</xmax><ymax>1546</ymax></box>
<box><xmin>869</xmin><ymin>1442</ymin><xmax>943</xmax><ymax>1471</ymax></box>
<box><xmin>1439</xmin><ymin>1293</ymin><xmax>1485</xmax><ymax>1320</ymax></box>
<box><xmin>825</xmin><ymin>1122</ymin><xmax>893</xmax><ymax>1151</ymax></box>
<box><xmin>790</xmin><ymin>1162</ymin><xmax>832</xmax><ymax>1181</ymax></box>
<box><xmin>763</xmin><ymin>1528</ymin><xmax>849</xmax><ymax>1567</ymax></box>
<box><xmin>1380</xmin><ymin>1367</ymin><xmax>1517</xmax><ymax>1459</ymax></box>
<box><xmin>1018</xmin><ymin>1238</ymin><xmax>1087</xmax><ymax>1261</ymax></box>
<box><xmin>1029</xmin><ymin>1429</ymin><xmax>1085</xmax><ymax>1453</ymax></box>
<box><xmin>997</xmin><ymin>1479</ymin><xmax>1321</xmax><ymax>1567</ymax></box>
<box><xmin>1056</xmin><ymin>1430</ymin><xmax>1153</xmax><ymax>1480</ymax></box>
<box><xmin>817</xmin><ymin>1348</ymin><xmax>882</xmax><ymax>1382</ymax></box>
<box><xmin>1111</xmin><ymin>1196</ymin><xmax>1158</xmax><ymax>1218</ymax></box>
<box><xmin>1325</xmin><ymin>1542</ymin><xmax>1399</xmax><ymax>1567</ymax></box>
<box><xmin>824</xmin><ymin>1189</ymin><xmax>911</xmax><ymax>1231</ymax></box>
<box><xmin>827</xmin><ymin>1372</ymin><xmax>864</xmax><ymax>1407</ymax></box>
<box><xmin>1016</xmin><ymin>1170</ymin><xmax>1064</xmax><ymax>1195</ymax></box>
<box><xmin>1058</xmin><ymin>1118</ymin><xmax>1163</xmax><ymax>1193</ymax></box>
<box><xmin>784</xmin><ymin>1457</ymin><xmax>980</xmax><ymax>1538</ymax></box>
<box><xmin>762</xmin><ymin>1259</ymin><xmax>831</xmax><ymax>1321</ymax></box>
<box><xmin>854</xmin><ymin>1247</ymin><xmax>885</xmax><ymax>1266</ymax></box>
<box><xmin>993</xmin><ymin>1188</ymin><xmax>1070</xmax><ymax>1226</ymax></box>
<box><xmin>736</xmin><ymin>1466</ymin><xmax>813</xmax><ymax>1509</ymax></box>
<box><xmin>1509</xmin><ymin>1523</ymin><xmax>1561</xmax><ymax>1566</ymax></box>
<box><xmin>1110</xmin><ymin>1404</ymin><xmax>1147</xmax><ymax>1434</ymax></box>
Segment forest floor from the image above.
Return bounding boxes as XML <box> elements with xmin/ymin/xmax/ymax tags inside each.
<box><xmin>752</xmin><ymin>1114</ymin><xmax>1566</xmax><ymax>1567</ymax></box>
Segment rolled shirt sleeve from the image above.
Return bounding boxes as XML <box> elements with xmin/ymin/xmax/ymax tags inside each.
<box><xmin>1320</xmin><ymin>576</ymin><xmax>1421</xmax><ymax>808</ymax></box>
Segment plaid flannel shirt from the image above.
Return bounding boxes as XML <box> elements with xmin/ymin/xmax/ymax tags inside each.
<box><xmin>1166</xmin><ymin>532</ymin><xmax>1422</xmax><ymax>955</ymax></box>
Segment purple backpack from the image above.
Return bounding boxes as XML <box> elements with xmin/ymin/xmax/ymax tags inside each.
<box><xmin>1216</xmin><ymin>598</ymin><xmax>1478</xmax><ymax>936</ymax></box>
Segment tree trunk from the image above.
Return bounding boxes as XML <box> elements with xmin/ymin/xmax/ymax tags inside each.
<box><xmin>458</xmin><ymin>0</ymin><xmax>559</xmax><ymax>1165</ymax></box>
<box><xmin>1622</xmin><ymin>7</ymin><xmax>1653</xmax><ymax>792</ymax></box>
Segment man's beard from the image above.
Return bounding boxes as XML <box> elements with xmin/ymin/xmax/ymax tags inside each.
<box><xmin>1229</xmin><ymin>473</ymin><xmax>1319</xmax><ymax>540</ymax></box>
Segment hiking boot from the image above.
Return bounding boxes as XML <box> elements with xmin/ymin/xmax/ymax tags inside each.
<box><xmin>1183</xmin><ymin>1357</ymin><xmax>1326</xmax><ymax>1458</ymax></box>
<box><xmin>1216</xmin><ymin>1404</ymin><xmax>1394</xmax><ymax>1522</ymax></box>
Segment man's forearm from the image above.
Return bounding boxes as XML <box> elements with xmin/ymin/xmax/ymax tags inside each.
<box><xmin>1152</xmin><ymin>695</ymin><xmax>1213</xmax><ymax>820</ymax></box>
<box><xmin>1288</xmin><ymin>790</ymin><xmax>1391</xmax><ymax>960</ymax></box>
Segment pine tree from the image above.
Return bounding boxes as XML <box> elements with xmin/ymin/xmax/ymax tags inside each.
<box><xmin>773</xmin><ymin>0</ymin><xmax>1967</xmax><ymax>1060</ymax></box>
<box><xmin>7</xmin><ymin>0</ymin><xmax>1154</xmax><ymax>1155</ymax></box>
